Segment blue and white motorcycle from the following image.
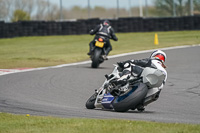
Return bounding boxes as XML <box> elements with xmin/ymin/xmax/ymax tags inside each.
<box><xmin>85</xmin><ymin>64</ymin><xmax>165</xmax><ymax>112</ymax></box>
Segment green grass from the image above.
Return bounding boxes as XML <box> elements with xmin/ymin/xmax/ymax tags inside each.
<box><xmin>0</xmin><ymin>30</ymin><xmax>200</xmax><ymax>69</ymax></box>
<box><xmin>0</xmin><ymin>113</ymin><xmax>199</xmax><ymax>133</ymax></box>
<box><xmin>0</xmin><ymin>31</ymin><xmax>200</xmax><ymax>132</ymax></box>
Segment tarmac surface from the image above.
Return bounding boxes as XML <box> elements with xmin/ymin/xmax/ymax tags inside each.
<box><xmin>0</xmin><ymin>45</ymin><xmax>200</xmax><ymax>124</ymax></box>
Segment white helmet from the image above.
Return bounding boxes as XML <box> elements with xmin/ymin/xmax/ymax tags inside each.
<box><xmin>150</xmin><ymin>50</ymin><xmax>167</xmax><ymax>63</ymax></box>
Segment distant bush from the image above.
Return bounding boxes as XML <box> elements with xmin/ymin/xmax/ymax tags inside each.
<box><xmin>12</xmin><ymin>9</ymin><xmax>30</xmax><ymax>22</ymax></box>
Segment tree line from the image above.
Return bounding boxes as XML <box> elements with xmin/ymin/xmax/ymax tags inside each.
<box><xmin>0</xmin><ymin>0</ymin><xmax>200</xmax><ymax>22</ymax></box>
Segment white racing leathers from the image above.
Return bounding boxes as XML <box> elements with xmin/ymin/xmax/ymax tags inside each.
<box><xmin>123</xmin><ymin>58</ymin><xmax>167</xmax><ymax>89</ymax></box>
<box><xmin>118</xmin><ymin>58</ymin><xmax>167</xmax><ymax>106</ymax></box>
<box><xmin>151</xmin><ymin>59</ymin><xmax>167</xmax><ymax>89</ymax></box>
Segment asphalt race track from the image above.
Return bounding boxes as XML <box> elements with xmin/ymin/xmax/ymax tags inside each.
<box><xmin>0</xmin><ymin>45</ymin><xmax>200</xmax><ymax>124</ymax></box>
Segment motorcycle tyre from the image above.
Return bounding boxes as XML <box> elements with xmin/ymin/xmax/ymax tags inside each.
<box><xmin>85</xmin><ymin>93</ymin><xmax>97</xmax><ymax>109</ymax></box>
<box><xmin>91</xmin><ymin>48</ymin><xmax>102</xmax><ymax>68</ymax></box>
<box><xmin>112</xmin><ymin>83</ymin><xmax>148</xmax><ymax>112</ymax></box>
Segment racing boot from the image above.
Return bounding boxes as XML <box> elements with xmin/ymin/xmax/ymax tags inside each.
<box><xmin>87</xmin><ymin>48</ymin><xmax>92</xmax><ymax>55</ymax></box>
<box><xmin>88</xmin><ymin>42</ymin><xmax>94</xmax><ymax>55</ymax></box>
<box><xmin>103</xmin><ymin>47</ymin><xmax>111</xmax><ymax>60</ymax></box>
<box><xmin>87</xmin><ymin>52</ymin><xmax>91</xmax><ymax>55</ymax></box>
<box><xmin>137</xmin><ymin>104</ymin><xmax>145</xmax><ymax>112</ymax></box>
<box><xmin>102</xmin><ymin>55</ymin><xmax>108</xmax><ymax>60</ymax></box>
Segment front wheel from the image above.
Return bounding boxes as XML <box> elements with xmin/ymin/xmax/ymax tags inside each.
<box><xmin>112</xmin><ymin>83</ymin><xmax>148</xmax><ymax>112</ymax></box>
<box><xmin>85</xmin><ymin>93</ymin><xmax>97</xmax><ymax>109</ymax></box>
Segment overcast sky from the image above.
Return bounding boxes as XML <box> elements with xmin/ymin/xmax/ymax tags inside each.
<box><xmin>49</xmin><ymin>0</ymin><xmax>154</xmax><ymax>9</ymax></box>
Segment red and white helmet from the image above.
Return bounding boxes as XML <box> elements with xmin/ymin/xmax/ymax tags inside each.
<box><xmin>150</xmin><ymin>50</ymin><xmax>167</xmax><ymax>63</ymax></box>
<box><xmin>103</xmin><ymin>20</ymin><xmax>110</xmax><ymax>26</ymax></box>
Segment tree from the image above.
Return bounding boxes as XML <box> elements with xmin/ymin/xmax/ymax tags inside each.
<box><xmin>11</xmin><ymin>9</ymin><xmax>30</xmax><ymax>22</ymax></box>
<box><xmin>194</xmin><ymin>0</ymin><xmax>200</xmax><ymax>15</ymax></box>
<box><xmin>0</xmin><ymin>0</ymin><xmax>59</xmax><ymax>21</ymax></box>
<box><xmin>0</xmin><ymin>0</ymin><xmax>12</xmax><ymax>21</ymax></box>
<box><xmin>184</xmin><ymin>0</ymin><xmax>200</xmax><ymax>15</ymax></box>
<box><xmin>14</xmin><ymin>0</ymin><xmax>36</xmax><ymax>16</ymax></box>
<box><xmin>154</xmin><ymin>0</ymin><xmax>200</xmax><ymax>16</ymax></box>
<box><xmin>154</xmin><ymin>0</ymin><xmax>188</xmax><ymax>17</ymax></box>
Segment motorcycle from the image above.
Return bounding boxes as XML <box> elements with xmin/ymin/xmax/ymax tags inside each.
<box><xmin>90</xmin><ymin>36</ymin><xmax>107</xmax><ymax>68</ymax></box>
<box><xmin>85</xmin><ymin>64</ymin><xmax>166</xmax><ymax>112</ymax></box>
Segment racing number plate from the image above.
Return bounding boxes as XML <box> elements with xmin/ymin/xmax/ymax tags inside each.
<box><xmin>95</xmin><ymin>41</ymin><xmax>104</xmax><ymax>48</ymax></box>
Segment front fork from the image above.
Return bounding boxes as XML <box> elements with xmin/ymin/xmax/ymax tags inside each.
<box><xmin>94</xmin><ymin>87</ymin><xmax>107</xmax><ymax>108</ymax></box>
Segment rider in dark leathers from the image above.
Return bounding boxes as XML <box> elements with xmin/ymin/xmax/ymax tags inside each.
<box><xmin>87</xmin><ymin>20</ymin><xmax>118</xmax><ymax>59</ymax></box>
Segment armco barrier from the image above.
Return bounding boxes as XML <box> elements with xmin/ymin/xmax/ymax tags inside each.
<box><xmin>0</xmin><ymin>16</ymin><xmax>200</xmax><ymax>38</ymax></box>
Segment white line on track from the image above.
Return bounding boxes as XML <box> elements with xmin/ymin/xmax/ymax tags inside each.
<box><xmin>0</xmin><ymin>44</ymin><xmax>199</xmax><ymax>76</ymax></box>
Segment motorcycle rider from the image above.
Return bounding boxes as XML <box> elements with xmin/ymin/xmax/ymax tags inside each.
<box><xmin>116</xmin><ymin>50</ymin><xmax>167</xmax><ymax>111</ymax></box>
<box><xmin>87</xmin><ymin>20</ymin><xmax>118</xmax><ymax>59</ymax></box>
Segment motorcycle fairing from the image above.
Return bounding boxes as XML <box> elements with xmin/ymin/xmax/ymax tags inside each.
<box><xmin>101</xmin><ymin>93</ymin><xmax>114</xmax><ymax>109</ymax></box>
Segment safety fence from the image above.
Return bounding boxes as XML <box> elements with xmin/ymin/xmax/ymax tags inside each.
<box><xmin>0</xmin><ymin>16</ymin><xmax>200</xmax><ymax>38</ymax></box>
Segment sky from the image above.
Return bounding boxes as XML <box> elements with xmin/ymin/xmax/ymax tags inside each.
<box><xmin>49</xmin><ymin>0</ymin><xmax>154</xmax><ymax>9</ymax></box>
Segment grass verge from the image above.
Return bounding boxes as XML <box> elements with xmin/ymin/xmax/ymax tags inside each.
<box><xmin>0</xmin><ymin>113</ymin><xmax>200</xmax><ymax>133</ymax></box>
<box><xmin>0</xmin><ymin>30</ymin><xmax>200</xmax><ymax>69</ymax></box>
<box><xmin>0</xmin><ymin>31</ymin><xmax>200</xmax><ymax>131</ymax></box>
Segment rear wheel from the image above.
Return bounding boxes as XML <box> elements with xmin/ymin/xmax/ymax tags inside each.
<box><xmin>85</xmin><ymin>93</ymin><xmax>97</xmax><ymax>109</ymax></box>
<box><xmin>112</xmin><ymin>83</ymin><xmax>148</xmax><ymax>112</ymax></box>
<box><xmin>91</xmin><ymin>48</ymin><xmax>102</xmax><ymax>68</ymax></box>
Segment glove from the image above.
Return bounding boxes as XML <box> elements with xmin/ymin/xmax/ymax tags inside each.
<box><xmin>113</xmin><ymin>37</ymin><xmax>118</xmax><ymax>41</ymax></box>
<box><xmin>117</xmin><ymin>62</ymin><xmax>124</xmax><ymax>69</ymax></box>
<box><xmin>117</xmin><ymin>62</ymin><xmax>124</xmax><ymax>72</ymax></box>
<box><xmin>89</xmin><ymin>30</ymin><xmax>95</xmax><ymax>35</ymax></box>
